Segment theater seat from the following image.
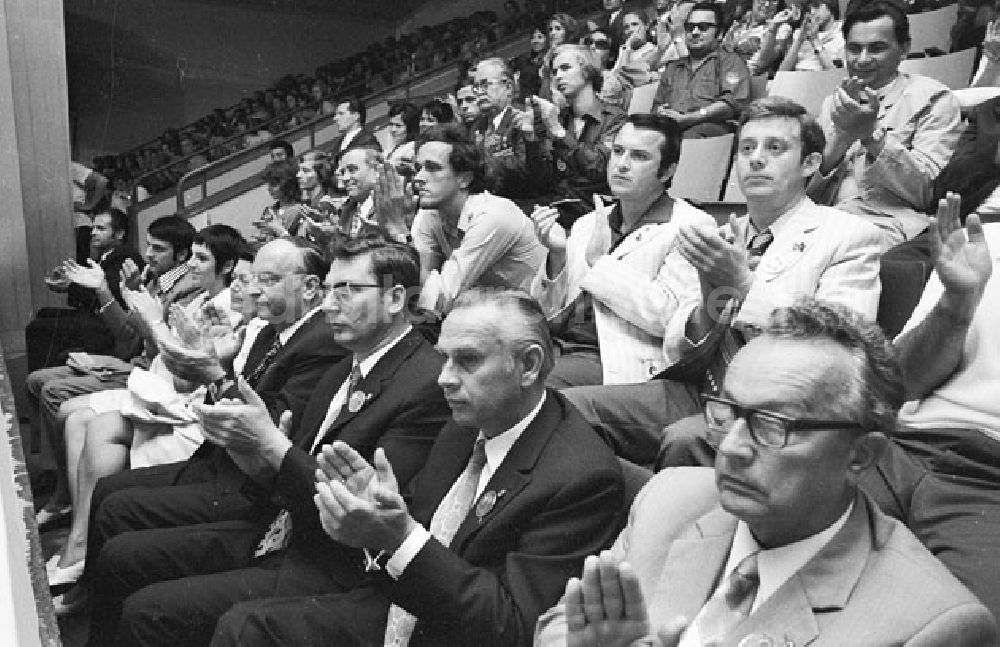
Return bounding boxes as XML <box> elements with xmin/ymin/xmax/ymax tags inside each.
<box><xmin>768</xmin><ymin>68</ymin><xmax>848</xmax><ymax>116</ymax></box>
<box><xmin>670</xmin><ymin>134</ymin><xmax>735</xmax><ymax>203</ymax></box>
<box><xmin>899</xmin><ymin>48</ymin><xmax>977</xmax><ymax>91</ymax></box>
<box><xmin>877</xmin><ymin>257</ymin><xmax>932</xmax><ymax>339</ymax></box>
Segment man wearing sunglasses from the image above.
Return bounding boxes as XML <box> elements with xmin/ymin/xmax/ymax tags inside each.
<box><xmin>536</xmin><ymin>299</ymin><xmax>995</xmax><ymax>646</ymax></box>
<box><xmin>651</xmin><ymin>2</ymin><xmax>751</xmax><ymax>138</ymax></box>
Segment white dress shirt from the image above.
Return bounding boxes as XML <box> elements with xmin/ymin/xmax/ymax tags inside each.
<box><xmin>386</xmin><ymin>392</ymin><xmax>548</xmax><ymax>578</ymax></box>
<box><xmin>679</xmin><ymin>502</ymin><xmax>854</xmax><ymax>646</ymax></box>
<box><xmin>310</xmin><ymin>325</ymin><xmax>412</xmax><ymax>453</ymax></box>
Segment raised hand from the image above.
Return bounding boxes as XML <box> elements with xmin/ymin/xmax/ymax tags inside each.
<box><xmin>313</xmin><ymin>447</ymin><xmax>413</xmax><ymax>552</ymax></box>
<box><xmin>373</xmin><ymin>162</ymin><xmax>417</xmax><ymax>239</ymax></box>
<box><xmin>585</xmin><ymin>207</ymin><xmax>613</xmax><ymax>267</ymax></box>
<box><xmin>63</xmin><ymin>259</ymin><xmax>107</xmax><ymax>291</ymax></box>
<box><xmin>565</xmin><ymin>551</ymin><xmax>687</xmax><ymax>647</ymax></box>
<box><xmin>984</xmin><ymin>18</ymin><xmax>1000</xmax><ymax>63</ymax></box>
<box><xmin>121</xmin><ymin>284</ymin><xmax>165</xmax><ymax>327</ymax></box>
<box><xmin>676</xmin><ymin>222</ymin><xmax>754</xmax><ymax>299</ymax></box>
<box><xmin>531</xmin><ymin>205</ymin><xmax>568</xmax><ymax>252</ymax></box>
<box><xmin>829</xmin><ymin>77</ymin><xmax>880</xmax><ymax>141</ymax></box>
<box><xmin>157</xmin><ymin>329</ymin><xmax>227</xmax><ymax>385</ymax></box>
<box><xmin>120</xmin><ymin>257</ymin><xmax>144</xmax><ymax>291</ymax></box>
<box><xmin>929</xmin><ymin>192</ymin><xmax>992</xmax><ymax>300</ymax></box>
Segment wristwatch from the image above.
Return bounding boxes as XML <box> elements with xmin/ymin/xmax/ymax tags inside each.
<box><xmin>861</xmin><ymin>127</ymin><xmax>886</xmax><ymax>148</ymax></box>
<box><xmin>698</xmin><ymin>107</ymin><xmax>709</xmax><ymax>119</ymax></box>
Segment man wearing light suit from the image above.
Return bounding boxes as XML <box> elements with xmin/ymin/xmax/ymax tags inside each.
<box><xmin>86</xmin><ymin>240</ymin><xmax>451</xmax><ymax>646</ymax></box>
<box><xmin>530</xmin><ymin>113</ymin><xmax>714</xmax><ymax>389</ymax></box>
<box><xmin>563</xmin><ymin>97</ymin><xmax>884</xmax><ymax>467</ymax></box>
<box><xmin>535</xmin><ymin>299</ymin><xmax>997</xmax><ymax>647</ymax></box>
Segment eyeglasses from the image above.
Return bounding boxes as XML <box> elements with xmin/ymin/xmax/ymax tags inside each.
<box><xmin>683</xmin><ymin>21</ymin><xmax>718</xmax><ymax>32</ymax></box>
<box><xmin>326</xmin><ymin>280</ymin><xmax>383</xmax><ymax>302</ymax></box>
<box><xmin>583</xmin><ymin>37</ymin><xmax>611</xmax><ymax>49</ymax></box>
<box><xmin>471</xmin><ymin>78</ymin><xmax>507</xmax><ymax>91</ymax></box>
<box><xmin>250</xmin><ymin>271</ymin><xmax>305</xmax><ymax>287</ymax></box>
<box><xmin>701</xmin><ymin>394</ymin><xmax>866</xmax><ymax>449</ymax></box>
<box><xmin>231</xmin><ymin>274</ymin><xmax>253</xmax><ymax>287</ymax></box>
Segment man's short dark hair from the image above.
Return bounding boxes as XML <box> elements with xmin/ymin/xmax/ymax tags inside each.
<box><xmin>329</xmin><ymin>237</ymin><xmax>421</xmax><ymax>291</ymax></box>
<box><xmin>765</xmin><ymin>298</ymin><xmax>904</xmax><ymax>434</ymax></box>
<box><xmin>687</xmin><ymin>2</ymin><xmax>725</xmax><ymax>32</ymax></box>
<box><xmin>339</xmin><ymin>97</ymin><xmax>367</xmax><ymax>125</ymax></box>
<box><xmin>739</xmin><ymin>96</ymin><xmax>826</xmax><ymax>160</ymax></box>
<box><xmin>193</xmin><ymin>224</ymin><xmax>244</xmax><ymax>284</ymax></box>
<box><xmin>843</xmin><ymin>0</ymin><xmax>910</xmax><ymax>46</ymax></box>
<box><xmin>260</xmin><ymin>160</ymin><xmax>300</xmax><ymax>202</ymax></box>
<box><xmin>416</xmin><ymin>124</ymin><xmax>488</xmax><ymax>194</ymax></box>
<box><xmin>103</xmin><ymin>208</ymin><xmax>129</xmax><ymax>238</ymax></box>
<box><xmin>269</xmin><ymin>139</ymin><xmax>294</xmax><ymax>159</ymax></box>
<box><xmin>148</xmin><ymin>216</ymin><xmax>196</xmax><ymax>260</ymax></box>
<box><xmin>626</xmin><ymin>113</ymin><xmax>683</xmax><ymax>177</ymax></box>
<box><xmin>806</xmin><ymin>0</ymin><xmax>840</xmax><ymax>20</ymax></box>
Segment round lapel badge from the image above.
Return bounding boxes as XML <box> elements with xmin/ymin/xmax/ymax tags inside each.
<box><xmin>476</xmin><ymin>490</ymin><xmax>498</xmax><ymax>521</ymax></box>
<box><xmin>348</xmin><ymin>391</ymin><xmax>367</xmax><ymax>413</ymax></box>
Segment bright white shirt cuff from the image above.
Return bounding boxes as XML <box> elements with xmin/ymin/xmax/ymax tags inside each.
<box><xmin>386</xmin><ymin>524</ymin><xmax>432</xmax><ymax>580</ymax></box>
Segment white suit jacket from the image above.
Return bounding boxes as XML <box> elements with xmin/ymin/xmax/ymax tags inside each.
<box><xmin>664</xmin><ymin>198</ymin><xmax>883</xmax><ymax>364</ymax></box>
<box><xmin>531</xmin><ymin>196</ymin><xmax>714</xmax><ymax>384</ymax></box>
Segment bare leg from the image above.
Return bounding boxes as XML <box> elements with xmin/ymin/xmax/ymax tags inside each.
<box><xmin>62</xmin><ymin>401</ymin><xmax>99</xmax><ymax>516</ymax></box>
<box><xmin>58</xmin><ymin>411</ymin><xmax>134</xmax><ymax>567</ymax></box>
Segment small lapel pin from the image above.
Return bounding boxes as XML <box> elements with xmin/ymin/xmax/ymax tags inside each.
<box><xmin>476</xmin><ymin>489</ymin><xmax>506</xmax><ymax>522</ymax></box>
<box><xmin>348</xmin><ymin>391</ymin><xmax>368</xmax><ymax>413</ymax></box>
<box><xmin>791</xmin><ymin>242</ymin><xmax>805</xmax><ymax>252</ymax></box>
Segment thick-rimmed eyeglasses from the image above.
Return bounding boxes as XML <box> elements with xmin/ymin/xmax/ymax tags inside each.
<box><xmin>701</xmin><ymin>394</ymin><xmax>865</xmax><ymax>449</ymax></box>
<box><xmin>683</xmin><ymin>21</ymin><xmax>718</xmax><ymax>32</ymax></box>
<box><xmin>250</xmin><ymin>271</ymin><xmax>306</xmax><ymax>288</ymax></box>
<box><xmin>471</xmin><ymin>78</ymin><xmax>507</xmax><ymax>91</ymax></box>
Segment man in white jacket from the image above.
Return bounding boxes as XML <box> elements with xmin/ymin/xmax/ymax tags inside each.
<box><xmin>565</xmin><ymin>97</ymin><xmax>883</xmax><ymax>467</ymax></box>
<box><xmin>529</xmin><ymin>113</ymin><xmax>714</xmax><ymax>389</ymax></box>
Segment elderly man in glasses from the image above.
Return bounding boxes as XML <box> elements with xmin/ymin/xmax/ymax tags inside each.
<box><xmin>536</xmin><ymin>298</ymin><xmax>997</xmax><ymax>647</ymax></box>
<box><xmin>651</xmin><ymin>2</ymin><xmax>751</xmax><ymax>138</ymax></box>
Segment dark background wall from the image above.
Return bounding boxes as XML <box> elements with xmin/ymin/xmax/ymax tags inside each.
<box><xmin>65</xmin><ymin>0</ymin><xmax>391</xmax><ymax>161</ymax></box>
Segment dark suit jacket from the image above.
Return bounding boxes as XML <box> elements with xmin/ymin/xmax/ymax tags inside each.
<box><xmin>536</xmin><ymin>467</ymin><xmax>999</xmax><ymax>647</ymax></box>
<box><xmin>332</xmin><ymin>127</ymin><xmax>381</xmax><ymax>167</ymax></box>
<box><xmin>268</xmin><ymin>327</ymin><xmax>451</xmax><ymax>592</ymax></box>
<box><xmin>182</xmin><ymin>310</ymin><xmax>346</xmax><ymax>494</ymax></box>
<box><xmin>386</xmin><ymin>389</ymin><xmax>624</xmax><ymax>647</ymax></box>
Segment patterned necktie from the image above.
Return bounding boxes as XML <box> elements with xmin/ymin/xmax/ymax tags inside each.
<box><xmin>255</xmin><ymin>361</ymin><xmax>363</xmax><ymax>559</ymax></box>
<box><xmin>694</xmin><ymin>551</ymin><xmax>761</xmax><ymax>646</ymax></box>
<box><xmin>746</xmin><ymin>229</ymin><xmax>774</xmax><ymax>272</ymax></box>
<box><xmin>244</xmin><ymin>330</ymin><xmax>282</xmax><ymax>389</ymax></box>
<box><xmin>383</xmin><ymin>438</ymin><xmax>489</xmax><ymax>647</ymax></box>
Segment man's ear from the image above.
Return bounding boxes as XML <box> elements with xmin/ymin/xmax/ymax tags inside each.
<box><xmin>801</xmin><ymin>151</ymin><xmax>822</xmax><ymax>178</ymax></box>
<box><xmin>385</xmin><ymin>283</ymin><xmax>406</xmax><ymax>316</ymax></box>
<box><xmin>518</xmin><ymin>343</ymin><xmax>545</xmax><ymax>388</ymax></box>
<box><xmin>220</xmin><ymin>259</ymin><xmax>235</xmax><ymax>280</ymax></box>
<box><xmin>458</xmin><ymin>170</ymin><xmax>474</xmax><ymax>192</ymax></box>
<box><xmin>302</xmin><ymin>274</ymin><xmax>322</xmax><ymax>300</ymax></box>
<box><xmin>658</xmin><ymin>161</ymin><xmax>678</xmax><ymax>186</ymax></box>
<box><xmin>846</xmin><ymin>431</ymin><xmax>887</xmax><ymax>485</ymax></box>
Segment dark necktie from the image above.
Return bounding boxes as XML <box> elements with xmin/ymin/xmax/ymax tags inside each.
<box><xmin>746</xmin><ymin>229</ymin><xmax>774</xmax><ymax>271</ymax></box>
<box><xmin>383</xmin><ymin>438</ymin><xmax>489</xmax><ymax>646</ymax></box>
<box><xmin>244</xmin><ymin>330</ymin><xmax>281</xmax><ymax>389</ymax></box>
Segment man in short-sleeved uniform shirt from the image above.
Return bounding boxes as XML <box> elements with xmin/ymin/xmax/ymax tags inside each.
<box><xmin>653</xmin><ymin>3</ymin><xmax>751</xmax><ymax>138</ymax></box>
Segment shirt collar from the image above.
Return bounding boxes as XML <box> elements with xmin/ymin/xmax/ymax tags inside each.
<box><xmin>726</xmin><ymin>501</ymin><xmax>854</xmax><ymax>613</ymax></box>
<box><xmin>478</xmin><ymin>391</ymin><xmax>547</xmax><ymax>477</ymax></box>
<box><xmin>354</xmin><ymin>324</ymin><xmax>413</xmax><ymax>379</ymax></box>
<box><xmin>155</xmin><ymin>264</ymin><xmax>188</xmax><ymax>295</ymax></box>
<box><xmin>747</xmin><ymin>195</ymin><xmax>812</xmax><ymax>241</ymax></box>
<box><xmin>492</xmin><ymin>106</ymin><xmax>511</xmax><ymax>130</ymax></box>
<box><xmin>278</xmin><ymin>304</ymin><xmax>323</xmax><ymax>345</ymax></box>
<box><xmin>359</xmin><ymin>194</ymin><xmax>375</xmax><ymax>219</ymax></box>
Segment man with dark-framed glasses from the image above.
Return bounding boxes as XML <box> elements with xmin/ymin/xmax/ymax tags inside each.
<box><xmin>535</xmin><ymin>299</ymin><xmax>996</xmax><ymax>646</ymax></box>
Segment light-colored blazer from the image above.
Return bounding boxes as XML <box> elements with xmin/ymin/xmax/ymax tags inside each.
<box><xmin>664</xmin><ymin>198</ymin><xmax>883</xmax><ymax>364</ymax></box>
<box><xmin>531</xmin><ymin>196</ymin><xmax>714</xmax><ymax>384</ymax></box>
<box><xmin>535</xmin><ymin>467</ymin><xmax>999</xmax><ymax>647</ymax></box>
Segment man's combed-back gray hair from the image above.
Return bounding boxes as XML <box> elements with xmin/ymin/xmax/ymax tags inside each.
<box><xmin>451</xmin><ymin>288</ymin><xmax>555</xmax><ymax>380</ymax></box>
<box><xmin>765</xmin><ymin>298</ymin><xmax>904</xmax><ymax>434</ymax></box>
